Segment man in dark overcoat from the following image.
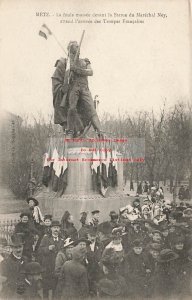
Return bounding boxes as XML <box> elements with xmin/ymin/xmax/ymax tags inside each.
<box><xmin>38</xmin><ymin>220</ymin><xmax>63</xmax><ymax>299</ymax></box>
<box><xmin>0</xmin><ymin>234</ymin><xmax>26</xmax><ymax>299</ymax></box>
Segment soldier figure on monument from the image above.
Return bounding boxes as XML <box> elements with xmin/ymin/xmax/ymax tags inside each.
<box><xmin>52</xmin><ymin>36</ymin><xmax>102</xmax><ymax>138</ymax></box>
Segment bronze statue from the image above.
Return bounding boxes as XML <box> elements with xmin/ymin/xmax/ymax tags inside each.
<box><xmin>52</xmin><ymin>38</ymin><xmax>101</xmax><ymax>138</ymax></box>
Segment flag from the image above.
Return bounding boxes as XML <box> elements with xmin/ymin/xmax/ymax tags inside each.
<box><xmin>91</xmin><ymin>150</ymin><xmax>100</xmax><ymax>173</ymax></box>
<box><xmin>43</xmin><ymin>152</ymin><xmax>50</xmax><ymax>167</ymax></box>
<box><xmin>39</xmin><ymin>24</ymin><xmax>52</xmax><ymax>39</ymax></box>
<box><xmin>52</xmin><ymin>148</ymin><xmax>59</xmax><ymax>173</ymax></box>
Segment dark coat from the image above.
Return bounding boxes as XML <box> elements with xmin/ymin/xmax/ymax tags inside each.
<box><xmin>0</xmin><ymin>253</ymin><xmax>26</xmax><ymax>299</ymax></box>
<box><xmin>124</xmin><ymin>250</ymin><xmax>150</xmax><ymax>296</ymax></box>
<box><xmin>97</xmin><ymin>273</ymin><xmax>127</xmax><ymax>297</ymax></box>
<box><xmin>152</xmin><ymin>260</ymin><xmax>178</xmax><ymax>297</ymax></box>
<box><xmin>86</xmin><ymin>245</ymin><xmax>102</xmax><ymax>294</ymax></box>
<box><xmin>14</xmin><ymin>222</ymin><xmax>38</xmax><ymax>259</ymax></box>
<box><xmin>38</xmin><ymin>234</ymin><xmax>63</xmax><ymax>290</ymax></box>
<box><xmin>35</xmin><ymin>225</ymin><xmax>52</xmax><ymax>251</ymax></box>
<box><xmin>17</xmin><ymin>278</ymin><xmax>43</xmax><ymax>300</ymax></box>
<box><xmin>174</xmin><ymin>255</ymin><xmax>192</xmax><ymax>295</ymax></box>
<box><xmin>61</xmin><ymin>222</ymin><xmax>78</xmax><ymax>240</ymax></box>
<box><xmin>60</xmin><ymin>260</ymin><xmax>89</xmax><ymax>298</ymax></box>
<box><xmin>78</xmin><ymin>225</ymin><xmax>91</xmax><ymax>238</ymax></box>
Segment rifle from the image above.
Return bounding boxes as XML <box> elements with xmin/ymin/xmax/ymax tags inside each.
<box><xmin>60</xmin><ymin>30</ymin><xmax>85</xmax><ymax>108</ymax></box>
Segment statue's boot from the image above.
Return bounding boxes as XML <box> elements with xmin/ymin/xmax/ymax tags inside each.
<box><xmin>91</xmin><ymin>115</ymin><xmax>104</xmax><ymax>137</ymax></box>
<box><xmin>67</xmin><ymin>108</ymin><xmax>84</xmax><ymax>133</ymax></box>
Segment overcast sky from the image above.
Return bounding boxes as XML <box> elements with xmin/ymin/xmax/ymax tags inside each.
<box><xmin>0</xmin><ymin>0</ymin><xmax>191</xmax><ymax>121</ymax></box>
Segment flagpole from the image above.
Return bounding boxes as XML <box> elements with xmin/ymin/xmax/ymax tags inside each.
<box><xmin>52</xmin><ymin>33</ymin><xmax>68</xmax><ymax>55</ymax></box>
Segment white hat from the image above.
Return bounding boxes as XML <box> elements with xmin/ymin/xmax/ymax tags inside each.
<box><xmin>63</xmin><ymin>237</ymin><xmax>74</xmax><ymax>248</ymax></box>
<box><xmin>119</xmin><ymin>206</ymin><xmax>128</xmax><ymax>214</ymax></box>
<box><xmin>125</xmin><ymin>204</ymin><xmax>133</xmax><ymax>213</ymax></box>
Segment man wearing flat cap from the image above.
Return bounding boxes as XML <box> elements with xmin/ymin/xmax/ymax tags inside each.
<box><xmin>17</xmin><ymin>262</ymin><xmax>44</xmax><ymax>299</ymax></box>
<box><xmin>38</xmin><ymin>220</ymin><xmax>63</xmax><ymax>299</ymax></box>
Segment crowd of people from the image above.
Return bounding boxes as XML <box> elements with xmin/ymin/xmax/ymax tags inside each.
<box><xmin>0</xmin><ymin>187</ymin><xmax>192</xmax><ymax>299</ymax></box>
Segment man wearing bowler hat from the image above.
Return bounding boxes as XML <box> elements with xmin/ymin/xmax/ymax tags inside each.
<box><xmin>0</xmin><ymin>234</ymin><xmax>26</xmax><ymax>299</ymax></box>
<box><xmin>38</xmin><ymin>220</ymin><xmax>63</xmax><ymax>299</ymax></box>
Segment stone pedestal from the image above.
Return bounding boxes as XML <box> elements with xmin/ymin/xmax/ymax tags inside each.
<box><xmin>37</xmin><ymin>145</ymin><xmax>126</xmax><ymax>226</ymax></box>
<box><xmin>38</xmin><ymin>190</ymin><xmax>132</xmax><ymax>229</ymax></box>
<box><xmin>65</xmin><ymin>147</ymin><xmax>94</xmax><ymax>195</ymax></box>
<box><xmin>64</xmin><ymin>147</ymin><xmax>124</xmax><ymax>195</ymax></box>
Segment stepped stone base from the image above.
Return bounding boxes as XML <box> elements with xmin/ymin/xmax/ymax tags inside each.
<box><xmin>37</xmin><ymin>187</ymin><xmax>132</xmax><ymax>229</ymax></box>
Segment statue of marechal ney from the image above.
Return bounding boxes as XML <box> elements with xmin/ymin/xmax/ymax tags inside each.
<box><xmin>39</xmin><ymin>24</ymin><xmax>102</xmax><ymax>138</ymax></box>
<box><xmin>39</xmin><ymin>25</ymin><xmax>119</xmax><ymax>197</ymax></box>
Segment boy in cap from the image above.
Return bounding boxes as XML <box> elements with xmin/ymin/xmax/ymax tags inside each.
<box><xmin>38</xmin><ymin>220</ymin><xmax>63</xmax><ymax>299</ymax></box>
<box><xmin>17</xmin><ymin>262</ymin><xmax>43</xmax><ymax>299</ymax></box>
